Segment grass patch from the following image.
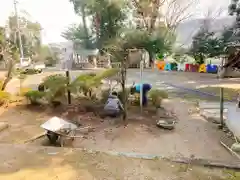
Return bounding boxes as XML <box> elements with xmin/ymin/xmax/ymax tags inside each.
<box><xmin>168</xmin><ymin>91</ymin><xmax>218</xmax><ymax>102</ymax></box>
<box><xmin>197</xmin><ymin>86</ymin><xmax>239</xmax><ymax>101</ymax></box>
<box><xmin>167</xmin><ymin>86</ymin><xmax>239</xmax><ymax>102</ymax></box>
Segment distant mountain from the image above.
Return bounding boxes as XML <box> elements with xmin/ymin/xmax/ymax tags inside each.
<box><xmin>176</xmin><ymin>17</ymin><xmax>235</xmax><ymax>47</ymax></box>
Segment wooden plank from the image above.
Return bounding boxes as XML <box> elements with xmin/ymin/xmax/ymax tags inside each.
<box><xmin>24</xmin><ymin>132</ymin><xmax>46</xmax><ymax>144</ymax></box>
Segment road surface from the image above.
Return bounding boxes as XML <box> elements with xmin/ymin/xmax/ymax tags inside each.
<box><xmin>5</xmin><ymin>69</ymin><xmax>240</xmax><ymax>99</ymax></box>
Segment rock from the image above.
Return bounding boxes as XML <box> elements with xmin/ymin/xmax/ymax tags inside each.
<box><xmin>231</xmin><ymin>143</ymin><xmax>240</xmax><ymax>152</ymax></box>
<box><xmin>0</xmin><ymin>122</ymin><xmax>9</xmax><ymax>132</ymax></box>
<box><xmin>188</xmin><ymin>107</ymin><xmax>200</xmax><ymax>114</ymax></box>
<box><xmin>156</xmin><ymin>119</ymin><xmax>175</xmax><ymax>130</ymax></box>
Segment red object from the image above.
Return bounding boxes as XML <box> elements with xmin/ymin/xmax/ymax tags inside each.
<box><xmin>185</xmin><ymin>64</ymin><xmax>190</xmax><ymax>71</ymax></box>
<box><xmin>189</xmin><ymin>64</ymin><xmax>194</xmax><ymax>72</ymax></box>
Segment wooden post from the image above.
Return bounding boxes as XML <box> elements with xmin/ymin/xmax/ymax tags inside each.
<box><xmin>219</xmin><ymin>87</ymin><xmax>224</xmax><ymax>129</ymax></box>
<box><xmin>66</xmin><ymin>70</ymin><xmax>71</xmax><ymax>105</ymax></box>
<box><xmin>140</xmin><ymin>60</ymin><xmax>143</xmax><ymax>113</ymax></box>
<box><xmin>121</xmin><ymin>52</ymin><xmax>128</xmax><ymax>121</ymax></box>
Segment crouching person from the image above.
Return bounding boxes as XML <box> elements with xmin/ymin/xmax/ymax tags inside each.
<box><xmin>103</xmin><ymin>91</ymin><xmax>124</xmax><ymax>118</ymax></box>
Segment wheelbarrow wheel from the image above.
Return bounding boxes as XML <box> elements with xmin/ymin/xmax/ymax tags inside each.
<box><xmin>47</xmin><ymin>131</ymin><xmax>59</xmax><ymax>144</ymax></box>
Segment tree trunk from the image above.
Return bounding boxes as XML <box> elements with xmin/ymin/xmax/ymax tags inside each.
<box><xmin>95</xmin><ymin>13</ymin><xmax>101</xmax><ymax>49</ymax></box>
<box><xmin>148</xmin><ymin>51</ymin><xmax>154</xmax><ymax>68</ymax></box>
<box><xmin>81</xmin><ymin>6</ymin><xmax>89</xmax><ymax>39</ymax></box>
<box><xmin>1</xmin><ymin>59</ymin><xmax>13</xmax><ymax>91</ymax></box>
<box><xmin>120</xmin><ymin>53</ymin><xmax>128</xmax><ymax>121</ymax></box>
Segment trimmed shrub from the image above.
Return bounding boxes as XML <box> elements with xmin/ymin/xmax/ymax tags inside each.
<box><xmin>148</xmin><ymin>89</ymin><xmax>168</xmax><ymax>107</ymax></box>
<box><xmin>100</xmin><ymin>89</ymin><xmax>111</xmax><ymax>103</ymax></box>
<box><xmin>97</xmin><ymin>68</ymin><xmax>119</xmax><ymax>80</ymax></box>
<box><xmin>18</xmin><ymin>87</ymin><xmax>32</xmax><ymax>96</ymax></box>
<box><xmin>42</xmin><ymin>74</ymin><xmax>67</xmax><ymax>104</ymax></box>
<box><xmin>70</xmin><ymin>73</ymin><xmax>102</xmax><ymax>98</ymax></box>
<box><xmin>24</xmin><ymin>90</ymin><xmax>45</xmax><ymax>105</ymax></box>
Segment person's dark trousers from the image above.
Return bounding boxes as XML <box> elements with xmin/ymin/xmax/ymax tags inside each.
<box><xmin>142</xmin><ymin>93</ymin><xmax>147</xmax><ymax>106</ymax></box>
<box><xmin>104</xmin><ymin>109</ymin><xmax>120</xmax><ymax>118</ymax></box>
<box><xmin>142</xmin><ymin>84</ymin><xmax>152</xmax><ymax>106</ymax></box>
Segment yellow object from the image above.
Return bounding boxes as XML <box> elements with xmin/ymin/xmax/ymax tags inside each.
<box><xmin>198</xmin><ymin>64</ymin><xmax>206</xmax><ymax>73</ymax></box>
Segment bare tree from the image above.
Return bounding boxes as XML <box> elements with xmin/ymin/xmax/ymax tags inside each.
<box><xmin>175</xmin><ymin>7</ymin><xmax>224</xmax><ymax>48</ymax></box>
<box><xmin>131</xmin><ymin>0</ymin><xmax>166</xmax><ymax>31</ymax></box>
<box><xmin>163</xmin><ymin>0</ymin><xmax>198</xmax><ymax>30</ymax></box>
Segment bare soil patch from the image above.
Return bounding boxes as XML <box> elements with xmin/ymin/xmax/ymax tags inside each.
<box><xmin>0</xmin><ymin>97</ymin><xmax>236</xmax><ymax>164</ymax></box>
<box><xmin>0</xmin><ymin>144</ymin><xmax>230</xmax><ymax>180</ymax></box>
<box><xmin>69</xmin><ymin>99</ymin><xmax>237</xmax><ymax>163</ymax></box>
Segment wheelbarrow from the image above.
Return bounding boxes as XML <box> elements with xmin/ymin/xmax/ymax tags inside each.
<box><xmin>41</xmin><ymin>116</ymin><xmax>86</xmax><ymax>147</ymax></box>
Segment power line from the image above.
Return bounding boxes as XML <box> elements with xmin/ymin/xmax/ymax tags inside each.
<box><xmin>13</xmin><ymin>0</ymin><xmax>24</xmax><ymax>66</ymax></box>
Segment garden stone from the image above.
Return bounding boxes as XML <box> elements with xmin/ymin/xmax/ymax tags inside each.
<box><xmin>156</xmin><ymin>119</ymin><xmax>175</xmax><ymax>130</ymax></box>
<box><xmin>231</xmin><ymin>143</ymin><xmax>240</xmax><ymax>152</ymax></box>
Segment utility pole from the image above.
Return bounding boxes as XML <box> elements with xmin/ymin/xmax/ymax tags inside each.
<box><xmin>13</xmin><ymin>0</ymin><xmax>24</xmax><ymax>66</ymax></box>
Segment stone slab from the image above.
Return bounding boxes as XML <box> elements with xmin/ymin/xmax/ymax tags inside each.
<box><xmin>226</xmin><ymin>106</ymin><xmax>240</xmax><ymax>139</ymax></box>
<box><xmin>200</xmin><ymin>109</ymin><xmax>227</xmax><ymax>124</ymax></box>
<box><xmin>199</xmin><ymin>102</ymin><xmax>232</xmax><ymax>110</ymax></box>
<box><xmin>199</xmin><ymin>102</ymin><xmax>240</xmax><ymax>140</ymax></box>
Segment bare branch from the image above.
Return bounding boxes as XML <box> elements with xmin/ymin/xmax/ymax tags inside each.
<box><xmin>176</xmin><ymin>6</ymin><xmax>224</xmax><ymax>48</ymax></box>
<box><xmin>131</xmin><ymin>0</ymin><xmax>166</xmax><ymax>31</ymax></box>
<box><xmin>131</xmin><ymin>0</ymin><xmax>149</xmax><ymax>29</ymax></box>
<box><xmin>201</xmin><ymin>7</ymin><xmax>224</xmax><ymax>30</ymax></box>
<box><xmin>164</xmin><ymin>0</ymin><xmax>198</xmax><ymax>30</ymax></box>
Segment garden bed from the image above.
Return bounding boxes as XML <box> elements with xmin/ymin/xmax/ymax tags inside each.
<box><xmin>5</xmin><ymin>98</ymin><xmax>233</xmax><ymax>164</ymax></box>
<box><xmin>0</xmin><ymin>95</ymin><xmax>239</xmax><ymax>168</ymax></box>
<box><xmin>0</xmin><ymin>70</ymin><xmax>239</xmax><ymax>167</ymax></box>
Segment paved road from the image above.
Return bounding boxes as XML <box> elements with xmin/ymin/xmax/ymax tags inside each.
<box><xmin>21</xmin><ymin>69</ymin><xmax>206</xmax><ymax>90</ymax></box>
<box><xmin>6</xmin><ymin>69</ymin><xmax>240</xmax><ymax>99</ymax></box>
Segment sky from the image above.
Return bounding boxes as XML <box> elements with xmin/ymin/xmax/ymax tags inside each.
<box><xmin>0</xmin><ymin>0</ymin><xmax>230</xmax><ymax>44</ymax></box>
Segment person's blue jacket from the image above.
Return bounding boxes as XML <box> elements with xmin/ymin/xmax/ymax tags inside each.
<box><xmin>134</xmin><ymin>83</ymin><xmax>152</xmax><ymax>106</ymax></box>
<box><xmin>135</xmin><ymin>83</ymin><xmax>152</xmax><ymax>93</ymax></box>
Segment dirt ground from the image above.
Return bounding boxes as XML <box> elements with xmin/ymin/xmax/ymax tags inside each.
<box><xmin>0</xmin><ymin>144</ymin><xmax>231</xmax><ymax>180</ymax></box>
<box><xmin>0</xmin><ymin>103</ymin><xmax>50</xmax><ymax>143</ymax></box>
<box><xmin>70</xmin><ymin>99</ymin><xmax>237</xmax><ymax>162</ymax></box>
<box><xmin>0</xmin><ymin>70</ymin><xmax>240</xmax><ymax>179</ymax></box>
<box><xmin>0</xmin><ymin>98</ymin><xmax>238</xmax><ymax>164</ymax></box>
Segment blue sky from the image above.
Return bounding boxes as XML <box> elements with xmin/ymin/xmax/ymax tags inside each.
<box><xmin>0</xmin><ymin>0</ymin><xmax>229</xmax><ymax>44</ymax></box>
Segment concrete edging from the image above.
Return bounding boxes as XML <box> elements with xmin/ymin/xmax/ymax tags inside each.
<box><xmin>2</xmin><ymin>144</ymin><xmax>240</xmax><ymax>170</ymax></box>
